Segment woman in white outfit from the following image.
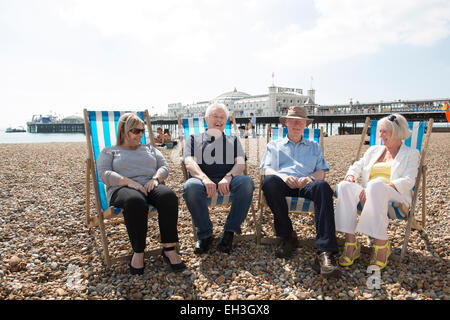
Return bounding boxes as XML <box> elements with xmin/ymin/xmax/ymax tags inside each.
<box><xmin>334</xmin><ymin>114</ymin><xmax>420</xmax><ymax>270</ymax></box>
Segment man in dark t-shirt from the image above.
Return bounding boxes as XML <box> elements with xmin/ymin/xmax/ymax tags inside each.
<box><xmin>183</xmin><ymin>103</ymin><xmax>254</xmax><ymax>254</ymax></box>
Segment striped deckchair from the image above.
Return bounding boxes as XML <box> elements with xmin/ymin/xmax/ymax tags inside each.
<box><xmin>256</xmin><ymin>125</ymin><xmax>324</xmax><ymax>245</ymax></box>
<box><xmin>177</xmin><ymin>114</ymin><xmax>257</xmax><ymax>242</ymax></box>
<box><xmin>354</xmin><ymin>117</ymin><xmax>433</xmax><ymax>260</ymax></box>
<box><xmin>83</xmin><ymin>109</ymin><xmax>161</xmax><ymax>268</ymax></box>
<box><xmin>178</xmin><ymin>116</ymin><xmax>233</xmax><ymax>142</ymax></box>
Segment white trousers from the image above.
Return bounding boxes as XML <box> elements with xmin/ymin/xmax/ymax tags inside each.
<box><xmin>335</xmin><ymin>179</ymin><xmax>409</xmax><ymax>240</ymax></box>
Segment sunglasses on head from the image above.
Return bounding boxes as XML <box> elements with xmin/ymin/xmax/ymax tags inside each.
<box><xmin>388</xmin><ymin>115</ymin><xmax>399</xmax><ymax>126</ymax></box>
<box><xmin>130</xmin><ymin>128</ymin><xmax>145</xmax><ymax>135</ymax></box>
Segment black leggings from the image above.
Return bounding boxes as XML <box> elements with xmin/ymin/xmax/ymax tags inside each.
<box><xmin>110</xmin><ymin>185</ymin><xmax>179</xmax><ymax>253</ymax></box>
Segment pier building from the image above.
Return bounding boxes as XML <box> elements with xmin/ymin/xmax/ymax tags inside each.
<box><xmin>168</xmin><ymin>85</ymin><xmax>316</xmax><ymax>118</ymax></box>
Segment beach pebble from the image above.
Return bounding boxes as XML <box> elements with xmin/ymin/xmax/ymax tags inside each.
<box><xmin>9</xmin><ymin>256</ymin><xmax>21</xmax><ymax>267</ymax></box>
<box><xmin>0</xmin><ymin>134</ymin><xmax>448</xmax><ymax>300</ymax></box>
<box><xmin>215</xmin><ymin>275</ymin><xmax>226</xmax><ymax>285</ymax></box>
<box><xmin>56</xmin><ymin>288</ymin><xmax>67</xmax><ymax>296</ymax></box>
<box><xmin>131</xmin><ymin>292</ymin><xmax>143</xmax><ymax>300</ymax></box>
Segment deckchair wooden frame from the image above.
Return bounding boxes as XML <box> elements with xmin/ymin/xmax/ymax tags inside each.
<box><xmin>84</xmin><ymin>109</ymin><xmax>162</xmax><ymax>269</ymax></box>
<box><xmin>355</xmin><ymin>117</ymin><xmax>434</xmax><ymax>261</ymax></box>
<box><xmin>256</xmin><ymin>125</ymin><xmax>325</xmax><ymax>246</ymax></box>
<box><xmin>177</xmin><ymin>113</ymin><xmax>257</xmax><ymax>243</ymax></box>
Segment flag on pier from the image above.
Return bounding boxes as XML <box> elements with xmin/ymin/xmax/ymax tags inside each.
<box><xmin>442</xmin><ymin>101</ymin><xmax>450</xmax><ymax>122</ymax></box>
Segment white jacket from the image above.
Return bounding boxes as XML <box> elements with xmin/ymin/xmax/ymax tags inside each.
<box><xmin>346</xmin><ymin>144</ymin><xmax>420</xmax><ymax>205</ymax></box>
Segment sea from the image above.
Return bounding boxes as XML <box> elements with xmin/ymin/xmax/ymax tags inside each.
<box><xmin>0</xmin><ymin>131</ymin><xmax>86</xmax><ymax>144</ymax></box>
<box><xmin>0</xmin><ymin>122</ymin><xmax>447</xmax><ymax>144</ymax></box>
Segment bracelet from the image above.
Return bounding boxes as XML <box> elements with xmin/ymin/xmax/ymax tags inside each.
<box><xmin>152</xmin><ymin>176</ymin><xmax>160</xmax><ymax>183</ymax></box>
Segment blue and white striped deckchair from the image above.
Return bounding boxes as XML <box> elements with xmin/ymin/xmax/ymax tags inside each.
<box><xmin>270</xmin><ymin>126</ymin><xmax>321</xmax><ymax>145</ymax></box>
<box><xmin>257</xmin><ymin>125</ymin><xmax>324</xmax><ymax>245</ymax></box>
<box><xmin>177</xmin><ymin>114</ymin><xmax>256</xmax><ymax>241</ymax></box>
<box><xmin>179</xmin><ymin>116</ymin><xmax>234</xmax><ymax>141</ymax></box>
<box><xmin>84</xmin><ymin>109</ymin><xmax>160</xmax><ymax>268</ymax></box>
<box><xmin>355</xmin><ymin>117</ymin><xmax>433</xmax><ymax>260</ymax></box>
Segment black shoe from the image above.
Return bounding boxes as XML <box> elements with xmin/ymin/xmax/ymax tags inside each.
<box><xmin>129</xmin><ymin>255</ymin><xmax>145</xmax><ymax>275</ymax></box>
<box><xmin>217</xmin><ymin>231</ymin><xmax>234</xmax><ymax>253</ymax></box>
<box><xmin>275</xmin><ymin>232</ymin><xmax>298</xmax><ymax>259</ymax></box>
<box><xmin>312</xmin><ymin>252</ymin><xmax>341</xmax><ymax>278</ymax></box>
<box><xmin>161</xmin><ymin>246</ymin><xmax>187</xmax><ymax>273</ymax></box>
<box><xmin>194</xmin><ymin>236</ymin><xmax>213</xmax><ymax>254</ymax></box>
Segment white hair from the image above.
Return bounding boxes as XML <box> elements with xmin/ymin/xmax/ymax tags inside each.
<box><xmin>378</xmin><ymin>113</ymin><xmax>411</xmax><ymax>141</ymax></box>
<box><xmin>205</xmin><ymin>103</ymin><xmax>229</xmax><ymax>119</ymax></box>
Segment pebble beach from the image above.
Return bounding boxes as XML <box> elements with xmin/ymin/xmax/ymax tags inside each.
<box><xmin>0</xmin><ymin>133</ymin><xmax>448</xmax><ymax>300</ymax></box>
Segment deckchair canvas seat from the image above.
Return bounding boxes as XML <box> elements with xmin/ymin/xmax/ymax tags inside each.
<box><xmin>86</xmin><ymin>206</ymin><xmax>158</xmax><ymax>229</ymax></box>
<box><xmin>356</xmin><ymin>200</ymin><xmax>409</xmax><ymax>220</ymax></box>
<box><xmin>285</xmin><ymin>197</ymin><xmax>315</xmax><ymax>213</ymax></box>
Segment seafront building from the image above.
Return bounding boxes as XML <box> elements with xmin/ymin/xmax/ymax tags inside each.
<box><xmin>159</xmin><ymin>87</ymin><xmax>448</xmax><ymax>137</ymax></box>
<box><xmin>22</xmin><ymin>83</ymin><xmax>447</xmax><ymax>135</ymax></box>
<box><xmin>167</xmin><ymin>85</ymin><xmax>316</xmax><ymax>118</ymax></box>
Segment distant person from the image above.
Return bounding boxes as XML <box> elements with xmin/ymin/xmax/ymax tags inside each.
<box><xmin>335</xmin><ymin>114</ymin><xmax>419</xmax><ymax>271</ymax></box>
<box><xmin>163</xmin><ymin>128</ymin><xmax>171</xmax><ymax>141</ymax></box>
<box><xmin>238</xmin><ymin>125</ymin><xmax>246</xmax><ymax>138</ymax></box>
<box><xmin>97</xmin><ymin>113</ymin><xmax>186</xmax><ymax>275</ymax></box>
<box><xmin>250</xmin><ymin>113</ymin><xmax>256</xmax><ymax>138</ymax></box>
<box><xmin>155</xmin><ymin>127</ymin><xmax>164</xmax><ymax>144</ymax></box>
<box><xmin>162</xmin><ymin>128</ymin><xmax>177</xmax><ymax>147</ymax></box>
<box><xmin>183</xmin><ymin>103</ymin><xmax>254</xmax><ymax>254</ymax></box>
<box><xmin>260</xmin><ymin>105</ymin><xmax>340</xmax><ymax>278</ymax></box>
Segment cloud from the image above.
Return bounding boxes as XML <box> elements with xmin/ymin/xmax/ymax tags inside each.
<box><xmin>55</xmin><ymin>0</ymin><xmax>450</xmax><ymax>69</ymax></box>
<box><xmin>1</xmin><ymin>0</ymin><xmax>449</xmax><ymax>128</ymax></box>
<box><xmin>57</xmin><ymin>0</ymin><xmax>233</xmax><ymax>63</ymax></box>
<box><xmin>56</xmin><ymin>0</ymin><xmax>290</xmax><ymax>64</ymax></box>
<box><xmin>257</xmin><ymin>0</ymin><xmax>450</xmax><ymax>67</ymax></box>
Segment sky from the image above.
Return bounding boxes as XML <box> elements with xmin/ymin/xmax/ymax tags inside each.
<box><xmin>1</xmin><ymin>0</ymin><xmax>450</xmax><ymax>129</ymax></box>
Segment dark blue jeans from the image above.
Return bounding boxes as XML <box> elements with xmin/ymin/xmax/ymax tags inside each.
<box><xmin>183</xmin><ymin>176</ymin><xmax>254</xmax><ymax>240</ymax></box>
<box><xmin>261</xmin><ymin>175</ymin><xmax>338</xmax><ymax>254</ymax></box>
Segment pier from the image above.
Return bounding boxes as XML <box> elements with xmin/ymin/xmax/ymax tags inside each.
<box><xmin>27</xmin><ymin>115</ymin><xmax>85</xmax><ymax>133</ymax></box>
<box><xmin>25</xmin><ymin>98</ymin><xmax>449</xmax><ymax>136</ymax></box>
<box><xmin>27</xmin><ymin>123</ymin><xmax>85</xmax><ymax>133</ymax></box>
<box><xmin>150</xmin><ymin>98</ymin><xmax>449</xmax><ymax>137</ymax></box>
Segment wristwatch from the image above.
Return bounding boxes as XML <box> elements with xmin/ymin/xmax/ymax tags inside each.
<box><xmin>225</xmin><ymin>172</ymin><xmax>234</xmax><ymax>179</ymax></box>
<box><xmin>308</xmin><ymin>175</ymin><xmax>316</xmax><ymax>182</ymax></box>
<box><xmin>152</xmin><ymin>176</ymin><xmax>160</xmax><ymax>183</ymax></box>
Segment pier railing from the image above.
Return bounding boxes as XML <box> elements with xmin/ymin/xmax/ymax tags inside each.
<box><xmin>152</xmin><ymin>105</ymin><xmax>445</xmax><ymax>121</ymax></box>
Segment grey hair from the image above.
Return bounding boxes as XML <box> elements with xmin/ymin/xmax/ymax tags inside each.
<box><xmin>205</xmin><ymin>103</ymin><xmax>229</xmax><ymax>119</ymax></box>
<box><xmin>378</xmin><ymin>113</ymin><xmax>410</xmax><ymax>141</ymax></box>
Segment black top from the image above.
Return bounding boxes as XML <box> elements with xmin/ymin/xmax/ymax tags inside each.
<box><xmin>183</xmin><ymin>132</ymin><xmax>245</xmax><ymax>183</ymax></box>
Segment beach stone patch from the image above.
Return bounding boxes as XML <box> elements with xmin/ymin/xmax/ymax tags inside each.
<box><xmin>0</xmin><ymin>134</ymin><xmax>448</xmax><ymax>300</ymax></box>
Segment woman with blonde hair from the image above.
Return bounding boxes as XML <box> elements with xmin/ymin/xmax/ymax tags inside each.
<box><xmin>97</xmin><ymin>113</ymin><xmax>186</xmax><ymax>274</ymax></box>
<box><xmin>335</xmin><ymin>114</ymin><xmax>420</xmax><ymax>270</ymax></box>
